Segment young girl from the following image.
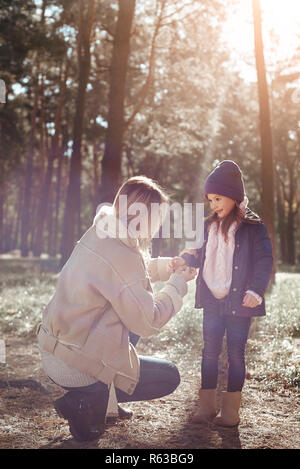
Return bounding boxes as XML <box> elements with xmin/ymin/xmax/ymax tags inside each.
<box><xmin>169</xmin><ymin>160</ymin><xmax>273</xmax><ymax>427</ymax></box>
<box><xmin>37</xmin><ymin>176</ymin><xmax>196</xmax><ymax>441</ymax></box>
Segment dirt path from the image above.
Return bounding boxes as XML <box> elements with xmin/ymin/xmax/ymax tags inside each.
<box><xmin>0</xmin><ymin>333</ymin><xmax>299</xmax><ymax>449</ymax></box>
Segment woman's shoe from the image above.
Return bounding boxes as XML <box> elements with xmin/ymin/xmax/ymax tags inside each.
<box><xmin>213</xmin><ymin>391</ymin><xmax>241</xmax><ymax>427</ymax></box>
<box><xmin>106</xmin><ymin>405</ymin><xmax>133</xmax><ymax>423</ymax></box>
<box><xmin>190</xmin><ymin>389</ymin><xmax>217</xmax><ymax>424</ymax></box>
<box><xmin>54</xmin><ymin>391</ymin><xmax>106</xmax><ymax>441</ymax></box>
<box><xmin>117</xmin><ymin>405</ymin><xmax>133</xmax><ymax>420</ymax></box>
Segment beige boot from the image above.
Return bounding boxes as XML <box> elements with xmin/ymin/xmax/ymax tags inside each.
<box><xmin>191</xmin><ymin>389</ymin><xmax>217</xmax><ymax>424</ymax></box>
<box><xmin>213</xmin><ymin>391</ymin><xmax>241</xmax><ymax>427</ymax></box>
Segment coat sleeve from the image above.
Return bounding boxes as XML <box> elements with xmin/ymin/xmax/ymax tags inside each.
<box><xmin>181</xmin><ymin>222</ymin><xmax>207</xmax><ymax>269</ymax></box>
<box><xmin>248</xmin><ymin>223</ymin><xmax>273</xmax><ymax>297</ymax></box>
<box><xmin>108</xmin><ymin>272</ymin><xmax>188</xmax><ymax>337</ymax></box>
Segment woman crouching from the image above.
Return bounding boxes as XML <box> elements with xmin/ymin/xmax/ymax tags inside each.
<box><xmin>37</xmin><ymin>176</ymin><xmax>196</xmax><ymax>441</ymax></box>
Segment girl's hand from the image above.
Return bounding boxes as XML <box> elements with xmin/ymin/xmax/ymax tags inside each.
<box><xmin>179</xmin><ymin>249</ymin><xmax>198</xmax><ymax>258</ymax></box>
<box><xmin>242</xmin><ymin>292</ymin><xmax>259</xmax><ymax>308</ymax></box>
<box><xmin>167</xmin><ymin>256</ymin><xmax>186</xmax><ymax>273</ymax></box>
<box><xmin>174</xmin><ymin>265</ymin><xmax>197</xmax><ymax>282</ymax></box>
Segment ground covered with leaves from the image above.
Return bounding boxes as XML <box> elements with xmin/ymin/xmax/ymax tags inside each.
<box><xmin>0</xmin><ymin>267</ymin><xmax>299</xmax><ymax>449</ymax></box>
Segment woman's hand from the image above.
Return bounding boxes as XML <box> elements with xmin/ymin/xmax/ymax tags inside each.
<box><xmin>242</xmin><ymin>292</ymin><xmax>259</xmax><ymax>308</ymax></box>
<box><xmin>174</xmin><ymin>265</ymin><xmax>197</xmax><ymax>282</ymax></box>
<box><xmin>167</xmin><ymin>256</ymin><xmax>186</xmax><ymax>273</ymax></box>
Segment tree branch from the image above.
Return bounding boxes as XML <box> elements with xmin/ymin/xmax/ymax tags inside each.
<box><xmin>161</xmin><ymin>0</ymin><xmax>199</xmax><ymax>22</ymax></box>
<box><xmin>124</xmin><ymin>0</ymin><xmax>167</xmax><ymax>131</ymax></box>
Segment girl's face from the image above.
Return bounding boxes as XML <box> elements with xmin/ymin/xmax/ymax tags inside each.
<box><xmin>207</xmin><ymin>193</ymin><xmax>235</xmax><ymax>219</ymax></box>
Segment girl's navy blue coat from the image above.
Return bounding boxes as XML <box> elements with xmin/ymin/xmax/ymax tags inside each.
<box><xmin>184</xmin><ymin>209</ymin><xmax>273</xmax><ymax>318</ymax></box>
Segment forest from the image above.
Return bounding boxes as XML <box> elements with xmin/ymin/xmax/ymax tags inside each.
<box><xmin>0</xmin><ymin>0</ymin><xmax>299</xmax><ymax>268</ymax></box>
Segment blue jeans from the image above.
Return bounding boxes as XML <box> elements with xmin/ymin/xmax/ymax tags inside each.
<box><xmin>60</xmin><ymin>333</ymin><xmax>180</xmax><ymax>404</ymax></box>
<box><xmin>201</xmin><ymin>311</ymin><xmax>251</xmax><ymax>392</ymax></box>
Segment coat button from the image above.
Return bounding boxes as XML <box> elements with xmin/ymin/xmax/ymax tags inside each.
<box><xmin>234</xmin><ymin>266</ymin><xmax>238</xmax><ymax>270</ymax></box>
<box><xmin>233</xmin><ymin>288</ymin><xmax>237</xmax><ymax>292</ymax></box>
<box><xmin>232</xmin><ymin>310</ymin><xmax>236</xmax><ymax>315</ymax></box>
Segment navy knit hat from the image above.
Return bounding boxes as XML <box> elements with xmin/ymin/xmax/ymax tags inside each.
<box><xmin>204</xmin><ymin>160</ymin><xmax>245</xmax><ymax>203</ymax></box>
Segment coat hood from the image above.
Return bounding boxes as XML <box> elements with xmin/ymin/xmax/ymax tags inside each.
<box><xmin>93</xmin><ymin>204</ymin><xmax>140</xmax><ymax>251</ymax></box>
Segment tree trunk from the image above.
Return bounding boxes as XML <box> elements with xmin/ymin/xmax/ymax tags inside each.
<box><xmin>53</xmin><ymin>149</ymin><xmax>63</xmax><ymax>257</ymax></box>
<box><xmin>60</xmin><ymin>0</ymin><xmax>95</xmax><ymax>267</ymax></box>
<box><xmin>53</xmin><ymin>136</ymin><xmax>68</xmax><ymax>257</ymax></box>
<box><xmin>29</xmin><ymin>178</ymin><xmax>40</xmax><ymax>254</ymax></box>
<box><xmin>20</xmin><ymin>4</ymin><xmax>47</xmax><ymax>257</ymax></box>
<box><xmin>33</xmin><ymin>62</ymin><xmax>69</xmax><ymax>257</ymax></box>
<box><xmin>286</xmin><ymin>163</ymin><xmax>296</xmax><ymax>264</ymax></box>
<box><xmin>275</xmin><ymin>173</ymin><xmax>287</xmax><ymax>263</ymax></box>
<box><xmin>47</xmin><ymin>185</ymin><xmax>55</xmax><ymax>256</ymax></box>
<box><xmin>12</xmin><ymin>183</ymin><xmax>24</xmax><ymax>250</ymax></box>
<box><xmin>252</xmin><ymin>0</ymin><xmax>276</xmax><ymax>282</ymax></box>
<box><xmin>93</xmin><ymin>143</ymin><xmax>99</xmax><ymax>212</ymax></box>
<box><xmin>0</xmin><ymin>186</ymin><xmax>4</xmax><ymax>253</ymax></box>
<box><xmin>20</xmin><ymin>71</ymin><xmax>39</xmax><ymax>257</ymax></box>
<box><xmin>286</xmin><ymin>205</ymin><xmax>295</xmax><ymax>265</ymax></box>
<box><xmin>98</xmin><ymin>0</ymin><xmax>136</xmax><ymax>205</ymax></box>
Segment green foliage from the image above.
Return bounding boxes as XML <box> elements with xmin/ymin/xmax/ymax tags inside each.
<box><xmin>248</xmin><ymin>273</ymin><xmax>300</xmax><ymax>391</ymax></box>
<box><xmin>264</xmin><ymin>273</ymin><xmax>300</xmax><ymax>338</ymax></box>
<box><xmin>0</xmin><ymin>266</ymin><xmax>57</xmax><ymax>336</ymax></box>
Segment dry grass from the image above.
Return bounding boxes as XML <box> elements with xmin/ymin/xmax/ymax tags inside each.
<box><xmin>0</xmin><ymin>333</ymin><xmax>298</xmax><ymax>449</ymax></box>
<box><xmin>0</xmin><ymin>269</ymin><xmax>299</xmax><ymax>449</ymax></box>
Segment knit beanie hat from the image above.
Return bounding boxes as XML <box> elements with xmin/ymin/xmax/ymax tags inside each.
<box><xmin>204</xmin><ymin>160</ymin><xmax>245</xmax><ymax>203</ymax></box>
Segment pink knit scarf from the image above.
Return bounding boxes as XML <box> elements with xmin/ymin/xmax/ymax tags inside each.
<box><xmin>203</xmin><ymin>220</ymin><xmax>238</xmax><ymax>299</ymax></box>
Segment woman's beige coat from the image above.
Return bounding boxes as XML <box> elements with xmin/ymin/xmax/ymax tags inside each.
<box><xmin>37</xmin><ymin>206</ymin><xmax>188</xmax><ymax>395</ymax></box>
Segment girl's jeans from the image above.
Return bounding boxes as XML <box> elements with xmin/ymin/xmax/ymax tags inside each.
<box><xmin>201</xmin><ymin>310</ymin><xmax>251</xmax><ymax>392</ymax></box>
<box><xmin>60</xmin><ymin>332</ymin><xmax>180</xmax><ymax>405</ymax></box>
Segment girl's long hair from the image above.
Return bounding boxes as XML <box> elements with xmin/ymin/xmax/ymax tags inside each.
<box><xmin>113</xmin><ymin>175</ymin><xmax>169</xmax><ymax>260</ymax></box>
<box><xmin>206</xmin><ymin>202</ymin><xmax>258</xmax><ymax>242</ymax></box>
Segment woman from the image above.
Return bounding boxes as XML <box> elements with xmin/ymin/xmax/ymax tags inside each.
<box><xmin>37</xmin><ymin>176</ymin><xmax>196</xmax><ymax>441</ymax></box>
